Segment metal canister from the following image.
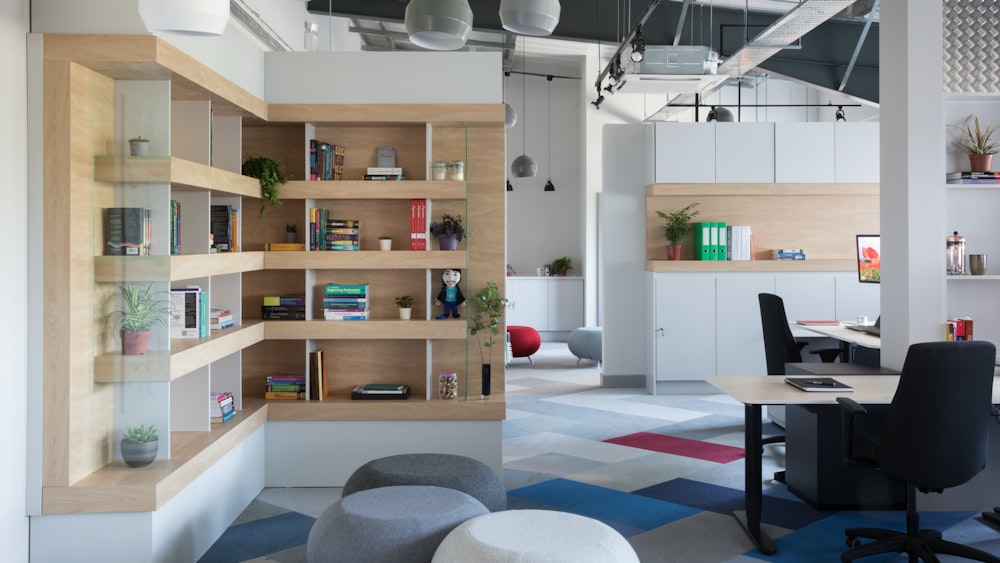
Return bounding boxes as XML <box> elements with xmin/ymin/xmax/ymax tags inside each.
<box><xmin>947</xmin><ymin>231</ymin><xmax>967</xmax><ymax>275</ymax></box>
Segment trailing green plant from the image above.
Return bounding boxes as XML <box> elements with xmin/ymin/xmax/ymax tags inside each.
<box><xmin>953</xmin><ymin>114</ymin><xmax>999</xmax><ymax>155</ymax></box>
<box><xmin>468</xmin><ymin>281</ymin><xmax>509</xmax><ymax>365</ymax></box>
<box><xmin>394</xmin><ymin>295</ymin><xmax>414</xmax><ymax>308</ymax></box>
<box><xmin>656</xmin><ymin>202</ymin><xmax>700</xmax><ymax>245</ymax></box>
<box><xmin>429</xmin><ymin>213</ymin><xmax>465</xmax><ymax>241</ymax></box>
<box><xmin>113</xmin><ymin>284</ymin><xmax>171</xmax><ymax>334</ymax></box>
<box><xmin>242</xmin><ymin>155</ymin><xmax>288</xmax><ymax>217</ymax></box>
<box><xmin>285</xmin><ymin>223</ymin><xmax>297</xmax><ymax>233</ymax></box>
<box><xmin>552</xmin><ymin>256</ymin><xmax>574</xmax><ymax>275</ymax></box>
<box><xmin>123</xmin><ymin>424</ymin><xmax>158</xmax><ymax>443</ymax></box>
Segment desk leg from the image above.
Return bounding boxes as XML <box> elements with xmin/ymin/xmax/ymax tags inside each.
<box><xmin>734</xmin><ymin>403</ymin><xmax>777</xmax><ymax>555</ymax></box>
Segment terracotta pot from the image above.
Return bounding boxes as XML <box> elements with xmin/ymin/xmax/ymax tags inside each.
<box><xmin>121</xmin><ymin>330</ymin><xmax>151</xmax><ymax>355</ymax></box>
<box><xmin>666</xmin><ymin>244</ymin><xmax>683</xmax><ymax>260</ymax></box>
<box><xmin>969</xmin><ymin>154</ymin><xmax>994</xmax><ymax>173</ymax></box>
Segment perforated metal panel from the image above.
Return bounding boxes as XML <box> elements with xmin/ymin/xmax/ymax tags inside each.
<box><xmin>944</xmin><ymin>0</ymin><xmax>1000</xmax><ymax>93</ymax></box>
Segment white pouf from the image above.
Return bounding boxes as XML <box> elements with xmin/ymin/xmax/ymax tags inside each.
<box><xmin>432</xmin><ymin>509</ymin><xmax>639</xmax><ymax>563</ymax></box>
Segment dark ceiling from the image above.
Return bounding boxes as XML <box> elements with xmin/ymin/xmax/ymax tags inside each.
<box><xmin>306</xmin><ymin>0</ymin><xmax>880</xmax><ymax>104</ymax></box>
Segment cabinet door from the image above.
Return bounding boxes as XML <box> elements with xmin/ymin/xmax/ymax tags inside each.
<box><xmin>716</xmin><ymin>274</ymin><xmax>774</xmax><ymax>375</ymax></box>
<box><xmin>506</xmin><ymin>278</ymin><xmax>547</xmax><ymax>330</ymax></box>
<box><xmin>716</xmin><ymin>123</ymin><xmax>775</xmax><ymax>183</ymax></box>
<box><xmin>654</xmin><ymin>123</ymin><xmax>715</xmax><ymax>183</ymax></box>
<box><xmin>835</xmin><ymin>123</ymin><xmax>879</xmax><ymax>183</ymax></box>
<box><xmin>775</xmin><ymin>273</ymin><xmax>836</xmax><ymax>320</ymax></box>
<box><xmin>652</xmin><ymin>274</ymin><xmax>716</xmax><ymax>381</ymax></box>
<box><xmin>775</xmin><ymin>123</ymin><xmax>835</xmax><ymax>182</ymax></box>
<box><xmin>548</xmin><ymin>278</ymin><xmax>584</xmax><ymax>331</ymax></box>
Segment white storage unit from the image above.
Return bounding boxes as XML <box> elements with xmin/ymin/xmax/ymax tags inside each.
<box><xmin>834</xmin><ymin>122</ymin><xmax>880</xmax><ymax>182</ymax></box>
<box><xmin>775</xmin><ymin>123</ymin><xmax>835</xmax><ymax>182</ymax></box>
<box><xmin>507</xmin><ymin>277</ymin><xmax>584</xmax><ymax>334</ymax></box>
<box><xmin>654</xmin><ymin>123</ymin><xmax>715</xmax><ymax>183</ymax></box>
<box><xmin>716</xmin><ymin>122</ymin><xmax>775</xmax><ymax>183</ymax></box>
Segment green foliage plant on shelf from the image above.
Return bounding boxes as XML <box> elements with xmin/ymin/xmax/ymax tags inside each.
<box><xmin>953</xmin><ymin>114</ymin><xmax>999</xmax><ymax>155</ymax></box>
<box><xmin>468</xmin><ymin>281</ymin><xmax>509</xmax><ymax>365</ymax></box>
<box><xmin>394</xmin><ymin>295</ymin><xmax>414</xmax><ymax>308</ymax></box>
<box><xmin>123</xmin><ymin>424</ymin><xmax>158</xmax><ymax>443</ymax></box>
<box><xmin>113</xmin><ymin>284</ymin><xmax>171</xmax><ymax>334</ymax></box>
<box><xmin>128</xmin><ymin>136</ymin><xmax>149</xmax><ymax>143</ymax></box>
<box><xmin>656</xmin><ymin>202</ymin><xmax>700</xmax><ymax>245</ymax></box>
<box><xmin>242</xmin><ymin>155</ymin><xmax>288</xmax><ymax>217</ymax></box>
<box><xmin>285</xmin><ymin>223</ymin><xmax>297</xmax><ymax>233</ymax></box>
<box><xmin>429</xmin><ymin>213</ymin><xmax>465</xmax><ymax>241</ymax></box>
<box><xmin>552</xmin><ymin>256</ymin><xmax>574</xmax><ymax>275</ymax></box>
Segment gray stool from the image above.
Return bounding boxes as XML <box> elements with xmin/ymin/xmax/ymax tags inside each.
<box><xmin>568</xmin><ymin>327</ymin><xmax>603</xmax><ymax>364</ymax></box>
<box><xmin>307</xmin><ymin>485</ymin><xmax>488</xmax><ymax>563</ymax></box>
<box><xmin>344</xmin><ymin>453</ymin><xmax>507</xmax><ymax>511</ymax></box>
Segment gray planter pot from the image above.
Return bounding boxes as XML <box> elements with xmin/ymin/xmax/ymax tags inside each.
<box><xmin>121</xmin><ymin>438</ymin><xmax>158</xmax><ymax>468</ymax></box>
<box><xmin>129</xmin><ymin>140</ymin><xmax>150</xmax><ymax>157</ymax></box>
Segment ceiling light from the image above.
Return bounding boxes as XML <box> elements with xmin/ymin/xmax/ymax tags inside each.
<box><xmin>706</xmin><ymin>106</ymin><xmax>734</xmax><ymax>122</ymax></box>
<box><xmin>507</xmin><ymin>179</ymin><xmax>514</xmax><ymax>192</ymax></box>
<box><xmin>503</xmin><ymin>72</ymin><xmax>518</xmax><ymax>128</ymax></box>
<box><xmin>511</xmin><ymin>43</ymin><xmax>537</xmax><ymax>178</ymax></box>
<box><xmin>138</xmin><ymin>0</ymin><xmax>230</xmax><ymax>36</ymax></box>
<box><xmin>835</xmin><ymin>106</ymin><xmax>846</xmax><ymax>122</ymax></box>
<box><xmin>544</xmin><ymin>179</ymin><xmax>555</xmax><ymax>192</ymax></box>
<box><xmin>405</xmin><ymin>0</ymin><xmax>473</xmax><ymax>51</ymax></box>
<box><xmin>511</xmin><ymin>155</ymin><xmax>537</xmax><ymax>178</ymax></box>
<box><xmin>499</xmin><ymin>0</ymin><xmax>561</xmax><ymax>37</ymax></box>
<box><xmin>629</xmin><ymin>25</ymin><xmax>646</xmax><ymax>63</ymax></box>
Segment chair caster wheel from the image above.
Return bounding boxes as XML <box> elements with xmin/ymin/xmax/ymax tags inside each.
<box><xmin>846</xmin><ymin>537</ymin><xmax>862</xmax><ymax>548</ymax></box>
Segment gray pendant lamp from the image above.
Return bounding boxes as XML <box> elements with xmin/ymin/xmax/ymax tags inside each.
<box><xmin>500</xmin><ymin>0</ymin><xmax>561</xmax><ymax>37</ymax></box>
<box><xmin>138</xmin><ymin>0</ymin><xmax>230</xmax><ymax>36</ymax></box>
<box><xmin>504</xmin><ymin>73</ymin><xmax>518</xmax><ymax>128</ymax></box>
<box><xmin>405</xmin><ymin>0</ymin><xmax>474</xmax><ymax>51</ymax></box>
<box><xmin>510</xmin><ymin>46</ymin><xmax>537</xmax><ymax>178</ymax></box>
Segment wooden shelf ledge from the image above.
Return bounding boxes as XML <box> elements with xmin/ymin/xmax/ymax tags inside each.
<box><xmin>282</xmin><ymin>180</ymin><xmax>466</xmax><ymax>200</ymax></box>
<box><xmin>265</xmin><ymin>395</ymin><xmax>506</xmax><ymax>421</ymax></box>
<box><xmin>262</xmin><ymin>250</ymin><xmax>467</xmax><ymax>270</ymax></box>
<box><xmin>262</xmin><ymin>319</ymin><xmax>467</xmax><ymax>340</ymax></box>
<box><xmin>646</xmin><ymin>259</ymin><xmax>858</xmax><ymax>273</ymax></box>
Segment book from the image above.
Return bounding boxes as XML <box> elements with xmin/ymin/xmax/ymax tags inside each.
<box><xmin>364</xmin><ymin>174</ymin><xmax>405</xmax><ymax>181</ymax></box>
<box><xmin>210</xmin><ymin>204</ymin><xmax>233</xmax><ymax>252</ymax></box>
<box><xmin>376</xmin><ymin>146</ymin><xmax>396</xmax><ymax>168</ymax></box>
<box><xmin>264</xmin><ymin>242</ymin><xmax>306</xmax><ymax>251</ymax></box>
<box><xmin>947</xmin><ymin>171</ymin><xmax>1000</xmax><ymax>179</ymax></box>
<box><xmin>947</xmin><ymin>178</ymin><xmax>1000</xmax><ymax>184</ymax></box>
<box><xmin>104</xmin><ymin>207</ymin><xmax>150</xmax><ymax>256</ymax></box>
<box><xmin>357</xmin><ymin>383</ymin><xmax>408</xmax><ymax>393</ymax></box>
<box><xmin>351</xmin><ymin>383</ymin><xmax>410</xmax><ymax>400</ymax></box>
<box><xmin>367</xmin><ymin>167</ymin><xmax>403</xmax><ymax>175</ymax></box>
<box><xmin>169</xmin><ymin>200</ymin><xmax>181</xmax><ymax>255</ymax></box>
<box><xmin>263</xmin><ymin>295</ymin><xmax>306</xmax><ymax>306</ymax></box>
<box><xmin>262</xmin><ymin>305</ymin><xmax>306</xmax><ymax>320</ymax></box>
<box><xmin>796</xmin><ymin>320</ymin><xmax>840</xmax><ymax>326</ymax></box>
<box><xmin>265</xmin><ymin>391</ymin><xmax>306</xmax><ymax>400</ymax></box>
<box><xmin>411</xmin><ymin>199</ymin><xmax>427</xmax><ymax>250</ymax></box>
<box><xmin>784</xmin><ymin>377</ymin><xmax>853</xmax><ymax>392</ymax></box>
<box><xmin>309</xmin><ymin>350</ymin><xmax>328</xmax><ymax>400</ymax></box>
<box><xmin>170</xmin><ymin>287</ymin><xmax>201</xmax><ymax>338</ymax></box>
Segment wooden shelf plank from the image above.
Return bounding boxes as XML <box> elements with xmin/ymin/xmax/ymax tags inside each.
<box><xmin>265</xmin><ymin>396</ymin><xmax>506</xmax><ymax>421</ymax></box>
<box><xmin>267</xmin><ymin>103</ymin><xmax>504</xmax><ymax>125</ymax></box>
<box><xmin>646</xmin><ymin>259</ymin><xmax>858</xmax><ymax>273</ymax></box>
<box><xmin>262</xmin><ymin>319</ymin><xmax>466</xmax><ymax>340</ymax></box>
<box><xmin>95</xmin><ymin>253</ymin><xmax>266</xmax><ymax>283</ymax></box>
<box><xmin>281</xmin><ymin>180</ymin><xmax>466</xmax><ymax>200</ymax></box>
<box><xmin>263</xmin><ymin>250</ymin><xmax>467</xmax><ymax>270</ymax></box>
<box><xmin>94</xmin><ymin>156</ymin><xmax>259</xmax><ymax>198</ymax></box>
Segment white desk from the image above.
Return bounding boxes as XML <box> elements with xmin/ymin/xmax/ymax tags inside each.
<box><xmin>796</xmin><ymin>322</ymin><xmax>881</xmax><ymax>350</ymax></box>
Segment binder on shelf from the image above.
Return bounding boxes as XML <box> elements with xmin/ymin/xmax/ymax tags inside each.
<box><xmin>693</xmin><ymin>222</ymin><xmax>711</xmax><ymax>261</ymax></box>
<box><xmin>714</xmin><ymin>222</ymin><xmax>728</xmax><ymax>261</ymax></box>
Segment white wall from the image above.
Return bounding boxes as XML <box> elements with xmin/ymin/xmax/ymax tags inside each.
<box><xmin>1</xmin><ymin>0</ymin><xmax>30</xmax><ymax>561</ymax></box>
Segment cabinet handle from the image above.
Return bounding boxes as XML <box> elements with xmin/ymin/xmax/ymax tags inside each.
<box><xmin>656</xmin><ymin>327</ymin><xmax>664</xmax><ymax>337</ymax></box>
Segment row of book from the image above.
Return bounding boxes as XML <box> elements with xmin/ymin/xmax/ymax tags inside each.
<box><xmin>325</xmin><ymin>283</ymin><xmax>369</xmax><ymax>320</ymax></box>
<box><xmin>104</xmin><ymin>207</ymin><xmax>151</xmax><ymax>256</ymax></box>
<box><xmin>309</xmin><ymin>209</ymin><xmax>361</xmax><ymax>251</ymax></box>
<box><xmin>309</xmin><ymin>139</ymin><xmax>345</xmax><ymax>181</ymax></box>
<box><xmin>169</xmin><ymin>200</ymin><xmax>180</xmax><ymax>255</ymax></box>
<box><xmin>210</xmin><ymin>391</ymin><xmax>235</xmax><ymax>422</ymax></box>
<box><xmin>210</xmin><ymin>204</ymin><xmax>240</xmax><ymax>252</ymax></box>
<box><xmin>947</xmin><ymin>171</ymin><xmax>1000</xmax><ymax>184</ymax></box>
<box><xmin>945</xmin><ymin>317</ymin><xmax>974</xmax><ymax>341</ymax></box>
<box><xmin>265</xmin><ymin>350</ymin><xmax>329</xmax><ymax>401</ymax></box>
<box><xmin>365</xmin><ymin>166</ymin><xmax>405</xmax><ymax>181</ymax></box>
<box><xmin>262</xmin><ymin>295</ymin><xmax>306</xmax><ymax>320</ymax></box>
<box><xmin>410</xmin><ymin>199</ymin><xmax>428</xmax><ymax>250</ymax></box>
<box><xmin>771</xmin><ymin>249</ymin><xmax>807</xmax><ymax>261</ymax></box>
<box><xmin>170</xmin><ymin>287</ymin><xmax>210</xmax><ymax>338</ymax></box>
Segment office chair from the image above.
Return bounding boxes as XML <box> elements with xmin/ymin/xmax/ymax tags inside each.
<box><xmin>837</xmin><ymin>340</ymin><xmax>1000</xmax><ymax>563</ymax></box>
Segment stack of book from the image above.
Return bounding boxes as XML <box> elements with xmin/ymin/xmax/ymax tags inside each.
<box><xmin>364</xmin><ymin>167</ymin><xmax>404</xmax><ymax>181</ymax></box>
<box><xmin>210</xmin><ymin>391</ymin><xmax>235</xmax><ymax>422</ymax></box>
<box><xmin>265</xmin><ymin>374</ymin><xmax>306</xmax><ymax>400</ymax></box>
<box><xmin>170</xmin><ymin>286</ymin><xmax>209</xmax><ymax>338</ymax></box>
<box><xmin>351</xmin><ymin>383</ymin><xmax>410</xmax><ymax>400</ymax></box>
<box><xmin>309</xmin><ymin>139</ymin><xmax>345</xmax><ymax>181</ymax></box>
<box><xmin>947</xmin><ymin>171</ymin><xmax>1000</xmax><ymax>184</ymax></box>
<box><xmin>326</xmin><ymin>218</ymin><xmax>361</xmax><ymax>251</ymax></box>
<box><xmin>104</xmin><ymin>207</ymin><xmax>151</xmax><ymax>256</ymax></box>
<box><xmin>946</xmin><ymin>317</ymin><xmax>974</xmax><ymax>341</ymax></box>
<box><xmin>410</xmin><ymin>199</ymin><xmax>427</xmax><ymax>250</ymax></box>
<box><xmin>210</xmin><ymin>306</ymin><xmax>234</xmax><ymax>330</ymax></box>
<box><xmin>772</xmin><ymin>248</ymin><xmax>806</xmax><ymax>261</ymax></box>
<box><xmin>324</xmin><ymin>284</ymin><xmax>369</xmax><ymax>320</ymax></box>
<box><xmin>727</xmin><ymin>225</ymin><xmax>754</xmax><ymax>261</ymax></box>
<box><xmin>262</xmin><ymin>295</ymin><xmax>306</xmax><ymax>320</ymax></box>
<box><xmin>693</xmin><ymin>221</ymin><xmax>728</xmax><ymax>261</ymax></box>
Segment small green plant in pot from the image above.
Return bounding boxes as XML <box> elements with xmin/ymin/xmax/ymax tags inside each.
<box><xmin>468</xmin><ymin>281</ymin><xmax>509</xmax><ymax>397</ymax></box>
<box><xmin>656</xmin><ymin>202</ymin><xmax>700</xmax><ymax>260</ymax></box>
<box><xmin>285</xmin><ymin>223</ymin><xmax>297</xmax><ymax>243</ymax></box>
<box><xmin>952</xmin><ymin>114</ymin><xmax>999</xmax><ymax>172</ymax></box>
<box><xmin>242</xmin><ymin>155</ymin><xmax>288</xmax><ymax>217</ymax></box>
<box><xmin>121</xmin><ymin>424</ymin><xmax>158</xmax><ymax>468</ymax></box>
<box><xmin>395</xmin><ymin>295</ymin><xmax>414</xmax><ymax>320</ymax></box>
<box><xmin>552</xmin><ymin>256</ymin><xmax>574</xmax><ymax>276</ymax></box>
<box><xmin>379</xmin><ymin>235</ymin><xmax>393</xmax><ymax>251</ymax></box>
<box><xmin>113</xmin><ymin>284</ymin><xmax>171</xmax><ymax>355</ymax></box>
<box><xmin>128</xmin><ymin>136</ymin><xmax>150</xmax><ymax>157</ymax></box>
<box><xmin>429</xmin><ymin>214</ymin><xmax>465</xmax><ymax>250</ymax></box>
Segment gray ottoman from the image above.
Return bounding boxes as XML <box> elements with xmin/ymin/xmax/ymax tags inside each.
<box><xmin>306</xmin><ymin>485</ymin><xmax>488</xmax><ymax>563</ymax></box>
<box><xmin>343</xmin><ymin>453</ymin><xmax>507</xmax><ymax>511</ymax></box>
<box><xmin>568</xmin><ymin>327</ymin><xmax>603</xmax><ymax>364</ymax></box>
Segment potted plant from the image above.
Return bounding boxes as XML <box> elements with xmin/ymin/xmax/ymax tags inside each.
<box><xmin>552</xmin><ymin>256</ymin><xmax>574</xmax><ymax>276</ymax></box>
<box><xmin>242</xmin><ymin>155</ymin><xmax>288</xmax><ymax>217</ymax></box>
<box><xmin>379</xmin><ymin>235</ymin><xmax>393</xmax><ymax>251</ymax></box>
<box><xmin>121</xmin><ymin>424</ymin><xmax>158</xmax><ymax>468</ymax></box>
<box><xmin>113</xmin><ymin>284</ymin><xmax>171</xmax><ymax>355</ymax></box>
<box><xmin>468</xmin><ymin>281</ymin><xmax>508</xmax><ymax>397</ymax></box>
<box><xmin>953</xmin><ymin>114</ymin><xmax>999</xmax><ymax>172</ymax></box>
<box><xmin>285</xmin><ymin>223</ymin><xmax>297</xmax><ymax>243</ymax></box>
<box><xmin>656</xmin><ymin>202</ymin><xmax>700</xmax><ymax>260</ymax></box>
<box><xmin>395</xmin><ymin>295</ymin><xmax>414</xmax><ymax>320</ymax></box>
<box><xmin>128</xmin><ymin>136</ymin><xmax>150</xmax><ymax>157</ymax></box>
<box><xmin>429</xmin><ymin>213</ymin><xmax>465</xmax><ymax>251</ymax></box>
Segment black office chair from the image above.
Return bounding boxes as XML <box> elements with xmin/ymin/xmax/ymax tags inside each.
<box><xmin>837</xmin><ymin>340</ymin><xmax>1000</xmax><ymax>563</ymax></box>
<box><xmin>758</xmin><ymin>293</ymin><xmax>842</xmax><ymax>374</ymax></box>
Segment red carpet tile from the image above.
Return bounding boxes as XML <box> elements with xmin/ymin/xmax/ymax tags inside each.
<box><xmin>604</xmin><ymin>432</ymin><xmax>744</xmax><ymax>463</ymax></box>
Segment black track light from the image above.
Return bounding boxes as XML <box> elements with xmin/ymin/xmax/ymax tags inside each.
<box><xmin>544</xmin><ymin>179</ymin><xmax>555</xmax><ymax>192</ymax></box>
<box><xmin>592</xmin><ymin>94</ymin><xmax>605</xmax><ymax>109</ymax></box>
<box><xmin>507</xmin><ymin>179</ymin><xmax>513</xmax><ymax>192</ymax></box>
<box><xmin>835</xmin><ymin>106</ymin><xmax>846</xmax><ymax>122</ymax></box>
<box><xmin>630</xmin><ymin>25</ymin><xmax>646</xmax><ymax>63</ymax></box>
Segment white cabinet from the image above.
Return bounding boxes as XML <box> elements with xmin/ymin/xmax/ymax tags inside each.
<box><xmin>649</xmin><ymin>274</ymin><xmax>716</xmax><ymax>381</ymax></box>
<box><xmin>507</xmin><ymin>277</ymin><xmax>584</xmax><ymax>332</ymax></box>
<box><xmin>716</xmin><ymin>123</ymin><xmax>775</xmax><ymax>183</ymax></box>
<box><xmin>654</xmin><ymin>123</ymin><xmax>715</xmax><ymax>183</ymax></box>
<box><xmin>716</xmin><ymin>274</ymin><xmax>774</xmax><ymax>375</ymax></box>
<box><xmin>775</xmin><ymin>123</ymin><xmax>835</xmax><ymax>182</ymax></box>
<box><xmin>835</xmin><ymin>122</ymin><xmax>880</xmax><ymax>182</ymax></box>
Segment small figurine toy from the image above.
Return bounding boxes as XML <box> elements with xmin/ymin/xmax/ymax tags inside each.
<box><xmin>435</xmin><ymin>268</ymin><xmax>465</xmax><ymax>319</ymax></box>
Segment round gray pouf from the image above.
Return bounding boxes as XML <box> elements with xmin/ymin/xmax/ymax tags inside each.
<box><xmin>343</xmin><ymin>453</ymin><xmax>507</xmax><ymax>512</ymax></box>
<box><xmin>568</xmin><ymin>327</ymin><xmax>603</xmax><ymax>363</ymax></box>
<box><xmin>306</xmin><ymin>485</ymin><xmax>488</xmax><ymax>563</ymax></box>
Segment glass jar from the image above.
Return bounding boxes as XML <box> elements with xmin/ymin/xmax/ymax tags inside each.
<box><xmin>431</xmin><ymin>161</ymin><xmax>448</xmax><ymax>181</ymax></box>
<box><xmin>446</xmin><ymin>160</ymin><xmax>465</xmax><ymax>181</ymax></box>
<box><xmin>439</xmin><ymin>371</ymin><xmax>458</xmax><ymax>400</ymax></box>
<box><xmin>947</xmin><ymin>231</ymin><xmax>966</xmax><ymax>275</ymax></box>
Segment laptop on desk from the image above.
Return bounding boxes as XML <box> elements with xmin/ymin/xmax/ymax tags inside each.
<box><xmin>846</xmin><ymin>316</ymin><xmax>880</xmax><ymax>337</ymax></box>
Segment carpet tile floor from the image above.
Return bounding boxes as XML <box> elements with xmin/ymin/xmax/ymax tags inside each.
<box><xmin>199</xmin><ymin>342</ymin><xmax>1000</xmax><ymax>562</ymax></box>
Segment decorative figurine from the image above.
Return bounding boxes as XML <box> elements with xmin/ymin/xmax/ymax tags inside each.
<box><xmin>435</xmin><ymin>268</ymin><xmax>465</xmax><ymax>319</ymax></box>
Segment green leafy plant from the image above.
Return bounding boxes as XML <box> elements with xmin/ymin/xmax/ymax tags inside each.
<box><xmin>552</xmin><ymin>256</ymin><xmax>574</xmax><ymax>275</ymax></box>
<box><xmin>468</xmin><ymin>281</ymin><xmax>509</xmax><ymax>365</ymax></box>
<box><xmin>242</xmin><ymin>155</ymin><xmax>288</xmax><ymax>217</ymax></box>
<box><xmin>394</xmin><ymin>295</ymin><xmax>414</xmax><ymax>308</ymax></box>
<box><xmin>429</xmin><ymin>213</ymin><xmax>465</xmax><ymax>241</ymax></box>
<box><xmin>128</xmin><ymin>136</ymin><xmax>149</xmax><ymax>143</ymax></box>
<box><xmin>953</xmin><ymin>114</ymin><xmax>999</xmax><ymax>155</ymax></box>
<box><xmin>379</xmin><ymin>235</ymin><xmax>392</xmax><ymax>240</ymax></box>
<box><xmin>123</xmin><ymin>424</ymin><xmax>158</xmax><ymax>443</ymax></box>
<box><xmin>285</xmin><ymin>223</ymin><xmax>297</xmax><ymax>233</ymax></box>
<box><xmin>113</xmin><ymin>284</ymin><xmax>171</xmax><ymax>333</ymax></box>
<box><xmin>656</xmin><ymin>202</ymin><xmax>700</xmax><ymax>245</ymax></box>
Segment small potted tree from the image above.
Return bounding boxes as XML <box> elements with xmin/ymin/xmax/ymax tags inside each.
<box><xmin>953</xmin><ymin>114</ymin><xmax>999</xmax><ymax>172</ymax></box>
<box><xmin>121</xmin><ymin>424</ymin><xmax>158</xmax><ymax>468</ymax></box>
<box><xmin>379</xmin><ymin>235</ymin><xmax>393</xmax><ymax>251</ymax></box>
<box><xmin>242</xmin><ymin>155</ymin><xmax>288</xmax><ymax>217</ymax></box>
<box><xmin>395</xmin><ymin>295</ymin><xmax>414</xmax><ymax>320</ymax></box>
<box><xmin>656</xmin><ymin>202</ymin><xmax>700</xmax><ymax>260</ymax></box>
<box><xmin>128</xmin><ymin>136</ymin><xmax>150</xmax><ymax>157</ymax></box>
<box><xmin>552</xmin><ymin>256</ymin><xmax>574</xmax><ymax>276</ymax></box>
<box><xmin>429</xmin><ymin>214</ymin><xmax>465</xmax><ymax>251</ymax></box>
<box><xmin>285</xmin><ymin>223</ymin><xmax>297</xmax><ymax>243</ymax></box>
<box><xmin>113</xmin><ymin>284</ymin><xmax>171</xmax><ymax>355</ymax></box>
<box><xmin>468</xmin><ymin>281</ymin><xmax>508</xmax><ymax>397</ymax></box>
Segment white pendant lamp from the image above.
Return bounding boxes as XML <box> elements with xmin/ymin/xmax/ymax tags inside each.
<box><xmin>500</xmin><ymin>0</ymin><xmax>561</xmax><ymax>37</ymax></box>
<box><xmin>405</xmin><ymin>0</ymin><xmax>474</xmax><ymax>51</ymax></box>
<box><xmin>503</xmin><ymin>73</ymin><xmax>518</xmax><ymax>128</ymax></box>
<box><xmin>138</xmin><ymin>0</ymin><xmax>230</xmax><ymax>36</ymax></box>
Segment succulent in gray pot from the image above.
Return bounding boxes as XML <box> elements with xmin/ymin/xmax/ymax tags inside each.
<box><xmin>121</xmin><ymin>424</ymin><xmax>159</xmax><ymax>468</ymax></box>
